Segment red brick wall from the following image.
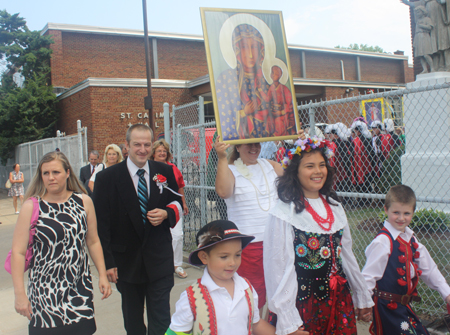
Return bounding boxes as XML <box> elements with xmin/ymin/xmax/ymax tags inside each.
<box><xmin>57</xmin><ymin>32</ymin><xmax>150</xmax><ymax>88</ymax></box>
<box><xmin>360</xmin><ymin>57</ymin><xmax>404</xmax><ymax>83</ymax></box>
<box><xmin>157</xmin><ymin>39</ymin><xmax>208</xmax><ymax>79</ymax></box>
<box><xmin>47</xmin><ymin>30</ymin><xmax>64</xmax><ymax>87</ymax></box>
<box><xmin>303</xmin><ymin>51</ymin><xmax>358</xmax><ymax>81</ymax></box>
<box><xmin>56</xmin><ymin>86</ymin><xmax>195</xmax><ymax>156</ymax></box>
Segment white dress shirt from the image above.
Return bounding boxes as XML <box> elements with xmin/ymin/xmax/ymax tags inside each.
<box><xmin>126</xmin><ymin>158</ymin><xmax>150</xmax><ymax>198</ymax></box>
<box><xmin>264</xmin><ymin>198</ymin><xmax>374</xmax><ymax>335</ymax></box>
<box><xmin>362</xmin><ymin>221</ymin><xmax>450</xmax><ymax>300</ymax></box>
<box><xmin>169</xmin><ymin>268</ymin><xmax>260</xmax><ymax>334</ymax></box>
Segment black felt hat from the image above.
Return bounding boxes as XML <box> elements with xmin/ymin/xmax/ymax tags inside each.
<box><xmin>189</xmin><ymin>220</ymin><xmax>255</xmax><ymax>266</ymax></box>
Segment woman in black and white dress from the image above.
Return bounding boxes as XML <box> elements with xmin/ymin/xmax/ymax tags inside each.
<box><xmin>10</xmin><ymin>151</ymin><xmax>111</xmax><ymax>334</ymax></box>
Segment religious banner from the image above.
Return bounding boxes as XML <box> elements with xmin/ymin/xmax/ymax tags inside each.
<box><xmin>200</xmin><ymin>8</ymin><xmax>299</xmax><ymax>144</ymax></box>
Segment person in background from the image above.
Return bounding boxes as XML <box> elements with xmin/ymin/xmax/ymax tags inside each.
<box><xmin>383</xmin><ymin>119</ymin><xmax>401</xmax><ymax>151</ymax></box>
<box><xmin>88</xmin><ymin>144</ymin><xmax>123</xmax><ymax>192</ymax></box>
<box><xmin>9</xmin><ymin>163</ymin><xmax>25</xmax><ymax>214</ymax></box>
<box><xmin>119</xmin><ymin>143</ymin><xmax>128</xmax><ymax>159</ymax></box>
<box><xmin>259</xmin><ymin>141</ymin><xmax>278</xmax><ymax>160</ymax></box>
<box><xmin>351</xmin><ymin>121</ymin><xmax>373</xmax><ymax>200</ymax></box>
<box><xmin>79</xmin><ymin>150</ymin><xmax>99</xmax><ymax>196</ymax></box>
<box><xmin>150</xmin><ymin>139</ymin><xmax>189</xmax><ymax>279</ymax></box>
<box><xmin>11</xmin><ymin>151</ymin><xmax>111</xmax><ymax>334</ymax></box>
<box><xmin>370</xmin><ymin>121</ymin><xmax>384</xmax><ymax>178</ymax></box>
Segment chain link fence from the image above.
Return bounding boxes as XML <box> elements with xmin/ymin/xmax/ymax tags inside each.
<box><xmin>169</xmin><ymin>81</ymin><xmax>450</xmax><ymax>317</ymax></box>
<box><xmin>1</xmin><ymin>122</ymin><xmax>89</xmax><ymax>192</ymax></box>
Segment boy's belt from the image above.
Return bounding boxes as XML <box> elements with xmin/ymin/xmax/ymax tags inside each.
<box><xmin>374</xmin><ymin>290</ymin><xmax>421</xmax><ymax>305</ymax></box>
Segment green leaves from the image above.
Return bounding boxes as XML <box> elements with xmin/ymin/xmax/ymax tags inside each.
<box><xmin>0</xmin><ymin>10</ymin><xmax>57</xmax><ymax>164</ymax></box>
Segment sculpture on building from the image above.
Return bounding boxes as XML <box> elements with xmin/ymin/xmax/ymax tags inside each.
<box><xmin>401</xmin><ymin>0</ymin><xmax>450</xmax><ymax>72</ymax></box>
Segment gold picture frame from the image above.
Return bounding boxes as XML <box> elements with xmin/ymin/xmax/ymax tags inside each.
<box><xmin>200</xmin><ymin>8</ymin><xmax>300</xmax><ymax>144</ymax></box>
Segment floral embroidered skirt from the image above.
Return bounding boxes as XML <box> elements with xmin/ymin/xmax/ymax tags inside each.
<box><xmin>269</xmin><ymin>286</ymin><xmax>357</xmax><ymax>335</ymax></box>
<box><xmin>370</xmin><ymin>297</ymin><xmax>429</xmax><ymax>335</ymax></box>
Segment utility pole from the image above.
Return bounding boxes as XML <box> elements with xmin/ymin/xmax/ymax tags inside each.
<box><xmin>142</xmin><ymin>0</ymin><xmax>155</xmax><ymax>134</ymax></box>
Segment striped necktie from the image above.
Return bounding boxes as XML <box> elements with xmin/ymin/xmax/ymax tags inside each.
<box><xmin>137</xmin><ymin>169</ymin><xmax>148</xmax><ymax>224</ymax></box>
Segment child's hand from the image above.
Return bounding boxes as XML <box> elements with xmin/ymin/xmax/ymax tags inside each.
<box><xmin>356</xmin><ymin>307</ymin><xmax>372</xmax><ymax>322</ymax></box>
<box><xmin>445</xmin><ymin>294</ymin><xmax>450</xmax><ymax>305</ymax></box>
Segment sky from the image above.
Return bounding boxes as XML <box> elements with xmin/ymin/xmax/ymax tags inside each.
<box><xmin>5</xmin><ymin>0</ymin><xmax>413</xmax><ymax>62</ymax></box>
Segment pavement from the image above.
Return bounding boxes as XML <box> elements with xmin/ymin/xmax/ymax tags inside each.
<box><xmin>0</xmin><ymin>189</ymin><xmax>372</xmax><ymax>335</ymax></box>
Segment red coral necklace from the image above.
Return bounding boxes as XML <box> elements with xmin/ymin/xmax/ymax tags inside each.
<box><xmin>304</xmin><ymin>194</ymin><xmax>335</xmax><ymax>231</ymax></box>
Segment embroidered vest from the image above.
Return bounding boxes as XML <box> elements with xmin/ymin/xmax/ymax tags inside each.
<box><xmin>293</xmin><ymin>227</ymin><xmax>348</xmax><ymax>301</ymax></box>
<box><xmin>183</xmin><ymin>278</ymin><xmax>254</xmax><ymax>335</ymax></box>
<box><xmin>375</xmin><ymin>228</ymin><xmax>421</xmax><ymax>296</ymax></box>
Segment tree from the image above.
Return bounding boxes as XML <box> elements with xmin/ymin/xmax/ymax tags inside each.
<box><xmin>335</xmin><ymin>43</ymin><xmax>388</xmax><ymax>54</ymax></box>
<box><xmin>0</xmin><ymin>10</ymin><xmax>57</xmax><ymax>164</ymax></box>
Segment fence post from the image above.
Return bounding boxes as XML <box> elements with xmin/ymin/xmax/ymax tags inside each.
<box><xmin>163</xmin><ymin>103</ymin><xmax>170</xmax><ymax>145</ymax></box>
<box><xmin>83</xmin><ymin>127</ymin><xmax>88</xmax><ymax>162</ymax></box>
<box><xmin>176</xmin><ymin>124</ymin><xmax>182</xmax><ymax>171</ymax></box>
<box><xmin>77</xmin><ymin>120</ymin><xmax>83</xmax><ymax>167</ymax></box>
<box><xmin>309</xmin><ymin>107</ymin><xmax>316</xmax><ymax>136</ymax></box>
<box><xmin>198</xmin><ymin>96</ymin><xmax>205</xmax><ymax>125</ymax></box>
<box><xmin>199</xmin><ymin>124</ymin><xmax>207</xmax><ymax>226</ymax></box>
<box><xmin>28</xmin><ymin>142</ymin><xmax>32</xmax><ymax>186</ymax></box>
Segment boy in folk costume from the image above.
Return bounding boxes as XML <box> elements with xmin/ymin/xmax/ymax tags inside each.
<box><xmin>362</xmin><ymin>185</ymin><xmax>450</xmax><ymax>335</ymax></box>
<box><xmin>166</xmin><ymin>220</ymin><xmax>275</xmax><ymax>335</ymax></box>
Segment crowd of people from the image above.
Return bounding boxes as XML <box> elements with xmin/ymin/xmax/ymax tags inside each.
<box><xmin>7</xmin><ymin>122</ymin><xmax>450</xmax><ymax>335</ymax></box>
<box><xmin>269</xmin><ymin>118</ymin><xmax>404</xmax><ymax>204</ymax></box>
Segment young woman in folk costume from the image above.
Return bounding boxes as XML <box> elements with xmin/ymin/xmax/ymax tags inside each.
<box><xmin>264</xmin><ymin>137</ymin><xmax>373</xmax><ymax>335</ymax></box>
<box><xmin>216</xmin><ymin>24</ymin><xmax>273</xmax><ymax>141</ymax></box>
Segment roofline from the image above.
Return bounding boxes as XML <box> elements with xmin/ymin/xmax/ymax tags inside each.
<box><xmin>56</xmin><ymin>77</ymin><xmax>406</xmax><ymax>100</ymax></box>
<box><xmin>42</xmin><ymin>23</ymin><xmax>408</xmax><ymax>60</ymax></box>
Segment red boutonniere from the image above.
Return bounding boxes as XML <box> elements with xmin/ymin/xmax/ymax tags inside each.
<box><xmin>152</xmin><ymin>173</ymin><xmax>182</xmax><ymax>196</ymax></box>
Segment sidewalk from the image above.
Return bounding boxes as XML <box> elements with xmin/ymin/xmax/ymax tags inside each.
<box><xmin>0</xmin><ymin>190</ymin><xmax>372</xmax><ymax>334</ymax></box>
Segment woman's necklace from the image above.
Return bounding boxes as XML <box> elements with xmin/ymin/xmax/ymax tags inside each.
<box><xmin>234</xmin><ymin>158</ymin><xmax>271</xmax><ymax>211</ymax></box>
<box><xmin>304</xmin><ymin>194</ymin><xmax>334</xmax><ymax>231</ymax></box>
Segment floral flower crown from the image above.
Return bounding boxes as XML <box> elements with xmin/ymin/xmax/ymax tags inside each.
<box><xmin>281</xmin><ymin>136</ymin><xmax>334</xmax><ymax>169</ymax></box>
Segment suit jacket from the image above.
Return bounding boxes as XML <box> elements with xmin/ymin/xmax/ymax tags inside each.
<box><xmin>80</xmin><ymin>164</ymin><xmax>95</xmax><ymax>197</ymax></box>
<box><xmin>93</xmin><ymin>159</ymin><xmax>182</xmax><ymax>284</ymax></box>
<box><xmin>80</xmin><ymin>164</ymin><xmax>93</xmax><ymax>184</ymax></box>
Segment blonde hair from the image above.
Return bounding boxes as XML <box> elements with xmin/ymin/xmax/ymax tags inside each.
<box><xmin>103</xmin><ymin>144</ymin><xmax>123</xmax><ymax>166</ymax></box>
<box><xmin>150</xmin><ymin>139</ymin><xmax>173</xmax><ymax>162</ymax></box>
<box><xmin>24</xmin><ymin>151</ymin><xmax>87</xmax><ymax>200</ymax></box>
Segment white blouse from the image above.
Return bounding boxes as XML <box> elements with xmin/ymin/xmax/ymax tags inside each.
<box><xmin>264</xmin><ymin>197</ymin><xmax>374</xmax><ymax>335</ymax></box>
<box><xmin>225</xmin><ymin>159</ymin><xmax>278</xmax><ymax>242</ymax></box>
<box><xmin>362</xmin><ymin>221</ymin><xmax>450</xmax><ymax>300</ymax></box>
<box><xmin>169</xmin><ymin>268</ymin><xmax>260</xmax><ymax>334</ymax></box>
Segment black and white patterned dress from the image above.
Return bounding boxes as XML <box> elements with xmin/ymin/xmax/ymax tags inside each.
<box><xmin>28</xmin><ymin>193</ymin><xmax>96</xmax><ymax>335</ymax></box>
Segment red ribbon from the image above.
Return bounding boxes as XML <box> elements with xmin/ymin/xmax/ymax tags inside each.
<box><xmin>326</xmin><ymin>273</ymin><xmax>348</xmax><ymax>334</ymax></box>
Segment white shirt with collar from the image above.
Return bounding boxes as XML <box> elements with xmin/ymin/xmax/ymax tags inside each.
<box><xmin>169</xmin><ymin>268</ymin><xmax>260</xmax><ymax>334</ymax></box>
<box><xmin>362</xmin><ymin>220</ymin><xmax>450</xmax><ymax>300</ymax></box>
<box><xmin>127</xmin><ymin>158</ymin><xmax>150</xmax><ymax>198</ymax></box>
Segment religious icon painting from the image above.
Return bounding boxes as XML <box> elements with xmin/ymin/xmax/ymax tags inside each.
<box><xmin>360</xmin><ymin>98</ymin><xmax>384</xmax><ymax>124</ymax></box>
<box><xmin>200</xmin><ymin>8</ymin><xmax>300</xmax><ymax>144</ymax></box>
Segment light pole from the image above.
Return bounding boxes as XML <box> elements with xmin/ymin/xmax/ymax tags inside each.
<box><xmin>142</xmin><ymin>0</ymin><xmax>155</xmax><ymax>134</ymax></box>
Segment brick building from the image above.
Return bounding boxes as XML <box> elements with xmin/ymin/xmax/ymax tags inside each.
<box><xmin>43</xmin><ymin>23</ymin><xmax>414</xmax><ymax>153</ymax></box>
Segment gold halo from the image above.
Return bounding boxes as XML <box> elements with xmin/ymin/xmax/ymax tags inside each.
<box><xmin>219</xmin><ymin>13</ymin><xmax>289</xmax><ymax>85</ymax></box>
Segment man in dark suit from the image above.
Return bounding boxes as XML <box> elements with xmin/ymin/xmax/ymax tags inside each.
<box><xmin>80</xmin><ymin>150</ymin><xmax>99</xmax><ymax>196</ymax></box>
<box><xmin>93</xmin><ymin>124</ymin><xmax>182</xmax><ymax>335</ymax></box>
